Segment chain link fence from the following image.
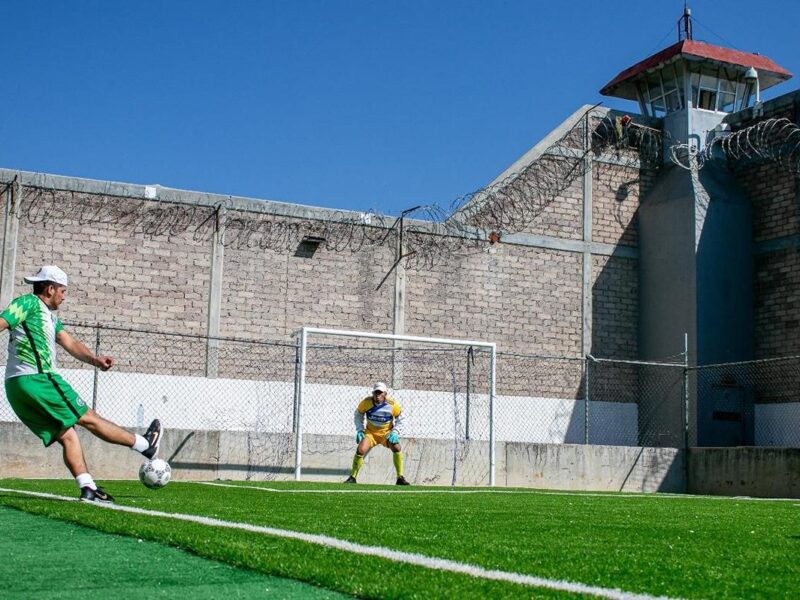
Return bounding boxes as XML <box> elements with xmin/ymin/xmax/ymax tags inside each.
<box><xmin>1</xmin><ymin>326</ymin><xmax>798</xmax><ymax>476</ymax></box>
<box><xmin>692</xmin><ymin>356</ymin><xmax>800</xmax><ymax>447</ymax></box>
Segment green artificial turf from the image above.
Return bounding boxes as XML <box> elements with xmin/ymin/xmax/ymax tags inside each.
<box><xmin>0</xmin><ymin>505</ymin><xmax>348</xmax><ymax>599</ymax></box>
<box><xmin>0</xmin><ymin>479</ymin><xmax>797</xmax><ymax>599</ymax></box>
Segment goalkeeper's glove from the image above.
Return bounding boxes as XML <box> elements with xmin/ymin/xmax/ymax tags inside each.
<box><xmin>387</xmin><ymin>431</ymin><xmax>399</xmax><ymax>445</ymax></box>
<box><xmin>356</xmin><ymin>431</ymin><xmax>365</xmax><ymax>444</ymax></box>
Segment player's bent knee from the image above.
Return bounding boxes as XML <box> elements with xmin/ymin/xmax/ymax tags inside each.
<box><xmin>77</xmin><ymin>408</ymin><xmax>98</xmax><ymax>424</ymax></box>
<box><xmin>56</xmin><ymin>426</ymin><xmax>78</xmax><ymax>444</ymax></box>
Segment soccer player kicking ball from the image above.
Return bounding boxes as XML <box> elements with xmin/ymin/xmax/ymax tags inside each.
<box><xmin>345</xmin><ymin>382</ymin><xmax>410</xmax><ymax>486</ymax></box>
<box><xmin>0</xmin><ymin>266</ymin><xmax>163</xmax><ymax>503</ymax></box>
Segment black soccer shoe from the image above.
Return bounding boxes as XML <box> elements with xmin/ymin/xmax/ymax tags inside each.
<box><xmin>142</xmin><ymin>419</ymin><xmax>163</xmax><ymax>459</ymax></box>
<box><xmin>79</xmin><ymin>486</ymin><xmax>115</xmax><ymax>503</ymax></box>
<box><xmin>396</xmin><ymin>476</ymin><xmax>411</xmax><ymax>486</ymax></box>
<box><xmin>344</xmin><ymin>476</ymin><xmax>357</xmax><ymax>484</ymax></box>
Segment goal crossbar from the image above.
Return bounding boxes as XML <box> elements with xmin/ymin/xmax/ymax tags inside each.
<box><xmin>293</xmin><ymin>327</ymin><xmax>498</xmax><ymax>486</ymax></box>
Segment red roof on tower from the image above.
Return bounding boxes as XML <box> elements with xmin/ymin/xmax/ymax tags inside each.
<box><xmin>601</xmin><ymin>39</ymin><xmax>792</xmax><ymax>101</ymax></box>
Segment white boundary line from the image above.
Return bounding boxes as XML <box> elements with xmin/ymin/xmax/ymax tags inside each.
<box><xmin>195</xmin><ymin>481</ymin><xmax>800</xmax><ymax>502</ymax></box>
<box><xmin>0</xmin><ymin>486</ymin><xmax>677</xmax><ymax>600</ymax></box>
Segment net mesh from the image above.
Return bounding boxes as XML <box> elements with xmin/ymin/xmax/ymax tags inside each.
<box><xmin>2</xmin><ymin>325</ymin><xmax>799</xmax><ymax>486</ymax></box>
<box><xmin>299</xmin><ymin>334</ymin><xmax>494</xmax><ymax>486</ymax></box>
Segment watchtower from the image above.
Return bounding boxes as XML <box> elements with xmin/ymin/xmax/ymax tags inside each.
<box><xmin>600</xmin><ymin>6</ymin><xmax>792</xmax><ymax>446</ymax></box>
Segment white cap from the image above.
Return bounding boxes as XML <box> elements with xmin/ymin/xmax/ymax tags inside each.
<box><xmin>372</xmin><ymin>382</ymin><xmax>388</xmax><ymax>393</ymax></box>
<box><xmin>24</xmin><ymin>265</ymin><xmax>68</xmax><ymax>287</ymax></box>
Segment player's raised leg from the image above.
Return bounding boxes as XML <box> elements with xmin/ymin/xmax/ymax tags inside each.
<box><xmin>78</xmin><ymin>411</ymin><xmax>162</xmax><ymax>458</ymax></box>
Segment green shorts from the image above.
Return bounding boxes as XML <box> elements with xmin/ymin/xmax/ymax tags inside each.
<box><xmin>5</xmin><ymin>373</ymin><xmax>88</xmax><ymax>447</ymax></box>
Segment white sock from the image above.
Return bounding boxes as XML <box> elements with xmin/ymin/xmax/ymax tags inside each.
<box><xmin>131</xmin><ymin>434</ymin><xmax>149</xmax><ymax>453</ymax></box>
<box><xmin>76</xmin><ymin>473</ymin><xmax>96</xmax><ymax>490</ymax></box>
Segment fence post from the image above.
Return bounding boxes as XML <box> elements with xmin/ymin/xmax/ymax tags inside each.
<box><xmin>465</xmin><ymin>346</ymin><xmax>472</xmax><ymax>440</ymax></box>
<box><xmin>91</xmin><ymin>325</ymin><xmax>101</xmax><ymax>411</ymax></box>
<box><xmin>584</xmin><ymin>356</ymin><xmax>590</xmax><ymax>444</ymax></box>
<box><xmin>292</xmin><ymin>337</ymin><xmax>300</xmax><ymax>434</ymax></box>
<box><xmin>683</xmin><ymin>332</ymin><xmax>689</xmax><ymax>450</ymax></box>
<box><xmin>294</xmin><ymin>328</ymin><xmax>308</xmax><ymax>481</ymax></box>
<box><xmin>489</xmin><ymin>344</ymin><xmax>496</xmax><ymax>487</ymax></box>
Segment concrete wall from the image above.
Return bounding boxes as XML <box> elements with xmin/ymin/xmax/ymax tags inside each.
<box><xmin>687</xmin><ymin>447</ymin><xmax>800</xmax><ymax>498</ymax></box>
<box><xmin>505</xmin><ymin>443</ymin><xmax>684</xmax><ymax>493</ymax></box>
<box><xmin>0</xmin><ymin>422</ymin><xmax>683</xmax><ymax>493</ymax></box>
<box><xmin>7</xmin><ymin>423</ymin><xmax>800</xmax><ymax>497</ymax></box>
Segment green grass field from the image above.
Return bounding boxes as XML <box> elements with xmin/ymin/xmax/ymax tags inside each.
<box><xmin>0</xmin><ymin>479</ymin><xmax>797</xmax><ymax>599</ymax></box>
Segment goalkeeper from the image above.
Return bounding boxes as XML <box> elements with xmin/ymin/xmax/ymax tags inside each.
<box><xmin>344</xmin><ymin>382</ymin><xmax>410</xmax><ymax>485</ymax></box>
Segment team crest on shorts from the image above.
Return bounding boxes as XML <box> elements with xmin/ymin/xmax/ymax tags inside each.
<box><xmin>76</xmin><ymin>396</ymin><xmax>86</xmax><ymax>407</ymax></box>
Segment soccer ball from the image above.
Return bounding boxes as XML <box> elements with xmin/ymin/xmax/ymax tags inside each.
<box><xmin>139</xmin><ymin>458</ymin><xmax>171</xmax><ymax>489</ymax></box>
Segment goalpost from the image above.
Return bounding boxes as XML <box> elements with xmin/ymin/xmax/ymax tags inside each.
<box><xmin>294</xmin><ymin>327</ymin><xmax>497</xmax><ymax>486</ymax></box>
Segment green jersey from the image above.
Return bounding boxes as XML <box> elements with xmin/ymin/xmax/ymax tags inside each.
<box><xmin>1</xmin><ymin>294</ymin><xmax>64</xmax><ymax>379</ymax></box>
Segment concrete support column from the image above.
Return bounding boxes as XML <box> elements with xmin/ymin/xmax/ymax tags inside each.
<box><xmin>582</xmin><ymin>115</ymin><xmax>594</xmax><ymax>444</ymax></box>
<box><xmin>0</xmin><ymin>176</ymin><xmax>20</xmax><ymax>366</ymax></box>
<box><xmin>205</xmin><ymin>204</ymin><xmax>226</xmax><ymax>377</ymax></box>
<box><xmin>581</xmin><ymin>114</ymin><xmax>594</xmax><ymax>358</ymax></box>
<box><xmin>392</xmin><ymin>233</ymin><xmax>406</xmax><ymax>389</ymax></box>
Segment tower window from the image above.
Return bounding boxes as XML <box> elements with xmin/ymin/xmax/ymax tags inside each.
<box><xmin>698</xmin><ymin>89</ymin><xmax>717</xmax><ymax>110</ymax></box>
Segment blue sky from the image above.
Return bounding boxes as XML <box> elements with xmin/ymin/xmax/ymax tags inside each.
<box><xmin>4</xmin><ymin>1</ymin><xmax>798</xmax><ymax>216</ymax></box>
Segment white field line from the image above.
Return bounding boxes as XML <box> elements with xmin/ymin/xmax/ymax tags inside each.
<box><xmin>196</xmin><ymin>481</ymin><xmax>800</xmax><ymax>502</ymax></box>
<box><xmin>0</xmin><ymin>486</ymin><xmax>677</xmax><ymax>600</ymax></box>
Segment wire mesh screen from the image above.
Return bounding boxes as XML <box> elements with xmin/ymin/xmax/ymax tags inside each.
<box><xmin>3</xmin><ymin>321</ymin><xmax>799</xmax><ymax>477</ymax></box>
<box><xmin>693</xmin><ymin>356</ymin><xmax>800</xmax><ymax>447</ymax></box>
<box><xmin>587</xmin><ymin>358</ymin><xmax>686</xmax><ymax>448</ymax></box>
<box><xmin>77</xmin><ymin>328</ymin><xmax>297</xmax><ymax>437</ymax></box>
<box><xmin>299</xmin><ymin>337</ymin><xmax>493</xmax><ymax>486</ymax></box>
<box><xmin>494</xmin><ymin>354</ymin><xmax>586</xmax><ymax>443</ymax></box>
<box><xmin>0</xmin><ymin>325</ymin><xmax>300</xmax><ymax>478</ymax></box>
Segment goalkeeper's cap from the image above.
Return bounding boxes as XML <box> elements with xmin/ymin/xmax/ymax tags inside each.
<box><xmin>373</xmin><ymin>382</ymin><xmax>388</xmax><ymax>393</ymax></box>
<box><xmin>24</xmin><ymin>265</ymin><xmax>68</xmax><ymax>287</ymax></box>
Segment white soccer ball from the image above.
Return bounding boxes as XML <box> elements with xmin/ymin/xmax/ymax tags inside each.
<box><xmin>139</xmin><ymin>458</ymin><xmax>171</xmax><ymax>489</ymax></box>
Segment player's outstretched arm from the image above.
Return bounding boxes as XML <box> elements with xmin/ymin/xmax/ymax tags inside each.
<box><xmin>56</xmin><ymin>330</ymin><xmax>114</xmax><ymax>370</ymax></box>
<box><xmin>0</xmin><ymin>317</ymin><xmax>8</xmax><ymax>333</ymax></box>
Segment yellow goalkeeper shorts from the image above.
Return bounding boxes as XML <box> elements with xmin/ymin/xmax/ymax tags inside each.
<box><xmin>364</xmin><ymin>428</ymin><xmax>394</xmax><ymax>449</ymax></box>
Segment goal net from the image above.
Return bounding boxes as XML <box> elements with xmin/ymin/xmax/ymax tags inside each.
<box><xmin>295</xmin><ymin>327</ymin><xmax>497</xmax><ymax>486</ymax></box>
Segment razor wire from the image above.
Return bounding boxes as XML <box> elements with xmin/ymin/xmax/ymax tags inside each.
<box><xmin>668</xmin><ymin>117</ymin><xmax>800</xmax><ymax>173</ymax></box>
<box><xmin>707</xmin><ymin>117</ymin><xmax>800</xmax><ymax>173</ymax></box>
<box><xmin>9</xmin><ymin>109</ymin><xmax>661</xmax><ymax>270</ymax></box>
<box><xmin>8</xmin><ymin>116</ymin><xmax>799</xmax><ymax>267</ymax></box>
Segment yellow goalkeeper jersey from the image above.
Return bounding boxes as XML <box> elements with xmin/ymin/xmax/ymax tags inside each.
<box><xmin>355</xmin><ymin>396</ymin><xmax>402</xmax><ymax>433</ymax></box>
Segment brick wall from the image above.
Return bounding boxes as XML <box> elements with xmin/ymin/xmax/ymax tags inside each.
<box><xmin>220</xmin><ymin>212</ymin><xmax>395</xmax><ymax>341</ymax></box>
<box><xmin>732</xmin><ymin>101</ymin><xmax>800</xmax><ymax>359</ymax></box>
<box><xmin>754</xmin><ymin>248</ymin><xmax>800</xmax><ymax>358</ymax></box>
<box><xmin>405</xmin><ymin>244</ymin><xmax>583</xmax><ymax>356</ymax></box>
<box><xmin>592</xmin><ymin>163</ymin><xmax>641</xmax><ymax>247</ymax></box>
<box><xmin>14</xmin><ymin>188</ymin><xmax>212</xmax><ymax>334</ymax></box>
<box><xmin>591</xmin><ymin>255</ymin><xmax>638</xmax><ymax>359</ymax></box>
<box><xmin>735</xmin><ymin>162</ymin><xmax>797</xmax><ymax>243</ymax></box>
<box><xmin>0</xmin><ymin>105</ymin><xmax>648</xmax><ymax>389</ymax></box>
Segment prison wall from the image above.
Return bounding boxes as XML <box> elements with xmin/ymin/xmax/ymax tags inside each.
<box><xmin>405</xmin><ymin>245</ymin><xmax>583</xmax><ymax>355</ymax></box>
<box><xmin>730</xmin><ymin>93</ymin><xmax>800</xmax><ymax>360</ymax></box>
<box><xmin>0</xmin><ymin>107</ymin><xmax>651</xmax><ymax>466</ymax></box>
<box><xmin>0</xmin><ymin>110</ymin><xmax>644</xmax><ymax>375</ymax></box>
